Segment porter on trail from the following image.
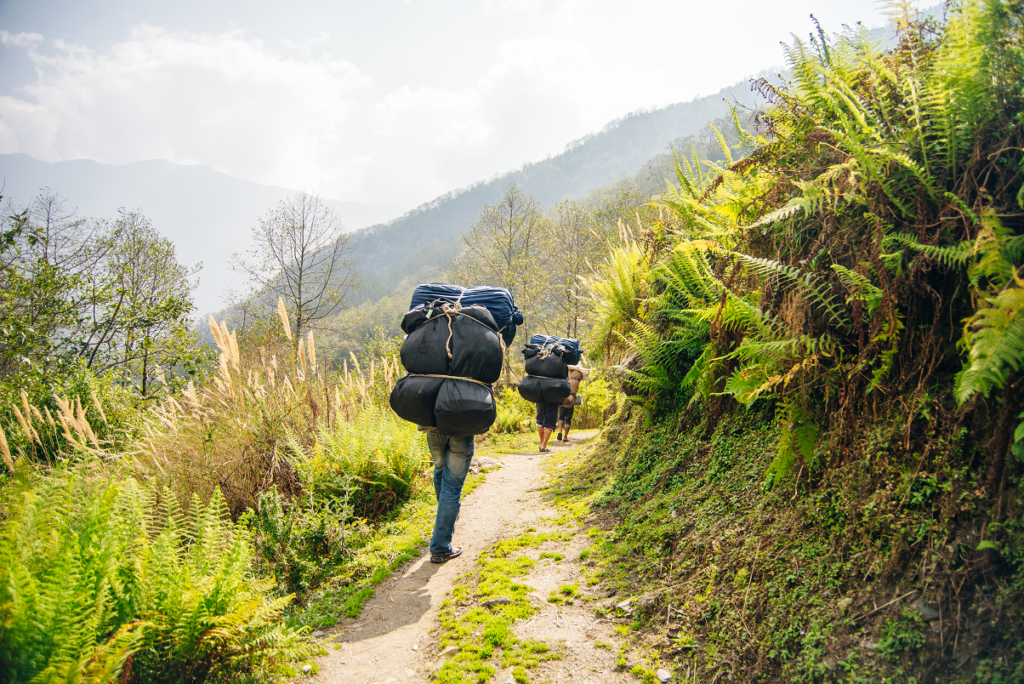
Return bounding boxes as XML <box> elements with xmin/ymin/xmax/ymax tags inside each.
<box><xmin>518</xmin><ymin>334</ymin><xmax>583</xmax><ymax>452</ymax></box>
<box><xmin>389</xmin><ymin>283</ymin><xmax>522</xmax><ymax>563</ymax></box>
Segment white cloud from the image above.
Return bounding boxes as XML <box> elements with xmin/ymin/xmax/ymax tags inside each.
<box><xmin>0</xmin><ymin>0</ymin><xmax>887</xmax><ymax>208</ymax></box>
<box><xmin>0</xmin><ymin>31</ymin><xmax>43</xmax><ymax>47</ymax></box>
<box><xmin>0</xmin><ymin>26</ymin><xmax>368</xmax><ymax>192</ymax></box>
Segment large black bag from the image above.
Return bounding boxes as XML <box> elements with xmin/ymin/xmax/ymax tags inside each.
<box><xmin>400</xmin><ymin>318</ymin><xmax>450</xmax><ymax>377</ymax></box>
<box><xmin>401</xmin><ymin>302</ymin><xmax>497</xmax><ymax>335</ymax></box>
<box><xmin>529</xmin><ymin>334</ymin><xmax>583</xmax><ymax>365</ymax></box>
<box><xmin>389</xmin><ymin>375</ymin><xmax>445</xmax><ymax>427</ymax></box>
<box><xmin>400</xmin><ymin>310</ymin><xmax>503</xmax><ymax>384</ymax></box>
<box><xmin>434</xmin><ymin>379</ymin><xmax>496</xmax><ymax>436</ymax></box>
<box><xmin>517</xmin><ymin>375</ymin><xmax>571</xmax><ymax>404</ymax></box>
<box><xmin>523</xmin><ymin>349</ymin><xmax>568</xmax><ymax>379</ymax></box>
<box><xmin>389</xmin><ymin>376</ymin><xmax>496</xmax><ymax>436</ymax></box>
<box><xmin>410</xmin><ymin>284</ymin><xmax>523</xmax><ymax>345</ymax></box>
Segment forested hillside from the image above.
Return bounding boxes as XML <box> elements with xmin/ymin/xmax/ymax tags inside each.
<box><xmin>345</xmin><ymin>76</ymin><xmax>770</xmax><ymax>302</ymax></box>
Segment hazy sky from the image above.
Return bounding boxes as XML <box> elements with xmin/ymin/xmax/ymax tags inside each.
<box><xmin>0</xmin><ymin>0</ymin><xmax>886</xmax><ymax>211</ymax></box>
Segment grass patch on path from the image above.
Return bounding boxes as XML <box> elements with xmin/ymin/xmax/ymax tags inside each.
<box><xmin>435</xmin><ymin>530</ymin><xmax>570</xmax><ymax>683</ymax></box>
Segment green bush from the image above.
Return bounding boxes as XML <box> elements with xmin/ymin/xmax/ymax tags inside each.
<box><xmin>0</xmin><ymin>465</ymin><xmax>313</xmax><ymax>684</ymax></box>
<box><xmin>493</xmin><ymin>386</ymin><xmax>534</xmax><ymax>434</ymax></box>
<box><xmin>246</xmin><ymin>484</ymin><xmax>365</xmax><ymax>601</ymax></box>
<box><xmin>287</xmin><ymin>407</ymin><xmax>429</xmax><ymax>520</ymax></box>
<box><xmin>572</xmin><ymin>372</ymin><xmax>619</xmax><ymax>430</ymax></box>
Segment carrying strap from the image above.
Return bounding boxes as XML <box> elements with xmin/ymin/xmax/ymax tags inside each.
<box><xmin>407</xmin><ymin>373</ymin><xmax>493</xmax><ymax>389</ymax></box>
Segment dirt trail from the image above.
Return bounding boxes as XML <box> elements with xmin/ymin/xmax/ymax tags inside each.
<box><xmin>311</xmin><ymin>431</ymin><xmax>633</xmax><ymax>684</ymax></box>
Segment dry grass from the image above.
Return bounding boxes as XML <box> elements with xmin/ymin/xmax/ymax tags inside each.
<box><xmin>3</xmin><ymin>304</ymin><xmax>411</xmax><ymax>518</ymax></box>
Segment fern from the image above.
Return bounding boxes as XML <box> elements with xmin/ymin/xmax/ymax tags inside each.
<box><xmin>0</xmin><ymin>471</ymin><xmax>313</xmax><ymax>684</ymax></box>
<box><xmin>766</xmin><ymin>399</ymin><xmax>820</xmax><ymax>489</ymax></box>
<box><xmin>883</xmin><ymin>232</ymin><xmax>976</xmax><ymax>269</ymax></box>
<box><xmin>832</xmin><ymin>264</ymin><xmax>883</xmax><ymax>316</ymax></box>
<box><xmin>723</xmin><ymin>251</ymin><xmax>850</xmax><ymax>328</ymax></box>
<box><xmin>955</xmin><ymin>282</ymin><xmax>1024</xmax><ymax>404</ymax></box>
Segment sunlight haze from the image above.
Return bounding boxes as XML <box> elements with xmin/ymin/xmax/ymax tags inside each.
<box><xmin>0</xmin><ymin>0</ymin><xmax>886</xmax><ymax>210</ymax></box>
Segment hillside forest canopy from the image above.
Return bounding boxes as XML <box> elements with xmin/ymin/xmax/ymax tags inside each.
<box><xmin>1</xmin><ymin>1</ymin><xmax>1023</xmax><ymax>682</ymax></box>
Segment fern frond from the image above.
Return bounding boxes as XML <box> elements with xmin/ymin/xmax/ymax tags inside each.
<box><xmin>723</xmin><ymin>251</ymin><xmax>849</xmax><ymax>327</ymax></box>
<box><xmin>955</xmin><ymin>283</ymin><xmax>1024</xmax><ymax>404</ymax></box>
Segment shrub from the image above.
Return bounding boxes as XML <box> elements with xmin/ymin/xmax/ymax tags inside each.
<box><xmin>0</xmin><ymin>361</ymin><xmax>139</xmax><ymax>468</ymax></box>
<box><xmin>572</xmin><ymin>372</ymin><xmax>619</xmax><ymax>430</ymax></box>
<box><xmin>133</xmin><ymin>315</ymin><xmax>403</xmax><ymax>516</ymax></box>
<box><xmin>493</xmin><ymin>386</ymin><xmax>535</xmax><ymax>434</ymax></box>
<box><xmin>287</xmin><ymin>406</ymin><xmax>429</xmax><ymax>520</ymax></box>
<box><xmin>245</xmin><ymin>484</ymin><xmax>362</xmax><ymax>603</ymax></box>
<box><xmin>0</xmin><ymin>464</ymin><xmax>312</xmax><ymax>684</ymax></box>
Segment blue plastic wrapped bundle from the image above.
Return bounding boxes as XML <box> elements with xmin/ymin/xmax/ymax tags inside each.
<box><xmin>410</xmin><ymin>283</ymin><xmax>524</xmax><ymax>346</ymax></box>
<box><xmin>528</xmin><ymin>334</ymin><xmax>583</xmax><ymax>365</ymax></box>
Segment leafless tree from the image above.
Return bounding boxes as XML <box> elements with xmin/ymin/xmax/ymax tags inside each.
<box><xmin>232</xmin><ymin>192</ymin><xmax>358</xmax><ymax>342</ymax></box>
<box><xmin>545</xmin><ymin>199</ymin><xmax>602</xmax><ymax>339</ymax></box>
<box><xmin>448</xmin><ymin>182</ymin><xmax>546</xmax><ymax>342</ymax></box>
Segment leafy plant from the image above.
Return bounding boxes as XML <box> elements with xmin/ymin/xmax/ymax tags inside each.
<box><xmin>0</xmin><ymin>467</ymin><xmax>312</xmax><ymax>684</ymax></box>
<box><xmin>494</xmin><ymin>385</ymin><xmax>535</xmax><ymax>434</ymax></box>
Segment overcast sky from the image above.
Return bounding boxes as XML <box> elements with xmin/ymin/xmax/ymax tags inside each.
<box><xmin>0</xmin><ymin>0</ymin><xmax>886</xmax><ymax>211</ymax></box>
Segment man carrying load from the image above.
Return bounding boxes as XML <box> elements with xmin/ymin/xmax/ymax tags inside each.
<box><xmin>389</xmin><ymin>283</ymin><xmax>523</xmax><ymax>564</ymax></box>
<box><xmin>557</xmin><ymin>365</ymin><xmax>587</xmax><ymax>442</ymax></box>
<box><xmin>517</xmin><ymin>334</ymin><xmax>582</xmax><ymax>452</ymax></box>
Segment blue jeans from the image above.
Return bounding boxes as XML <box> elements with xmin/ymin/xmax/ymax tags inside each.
<box><xmin>427</xmin><ymin>432</ymin><xmax>474</xmax><ymax>556</ymax></box>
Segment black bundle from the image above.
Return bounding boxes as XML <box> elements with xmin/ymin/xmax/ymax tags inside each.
<box><xmin>522</xmin><ymin>344</ymin><xmax>568</xmax><ymax>379</ymax></box>
<box><xmin>528</xmin><ymin>334</ymin><xmax>583</xmax><ymax>365</ymax></box>
<box><xmin>399</xmin><ymin>302</ymin><xmax>502</xmax><ymax>384</ymax></box>
<box><xmin>390</xmin><ymin>299</ymin><xmax>502</xmax><ymax>435</ymax></box>
<box><xmin>517</xmin><ymin>375</ymin><xmax>571</xmax><ymax>404</ymax></box>
<box><xmin>517</xmin><ymin>341</ymin><xmax>571</xmax><ymax>404</ymax></box>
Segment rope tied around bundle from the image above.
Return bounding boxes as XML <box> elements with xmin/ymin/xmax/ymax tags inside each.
<box><xmin>407</xmin><ymin>373</ymin><xmax>493</xmax><ymax>389</ymax></box>
<box><xmin>440</xmin><ymin>291</ymin><xmax>466</xmax><ymax>359</ymax></box>
<box><xmin>437</xmin><ymin>291</ymin><xmax>506</xmax><ymax>359</ymax></box>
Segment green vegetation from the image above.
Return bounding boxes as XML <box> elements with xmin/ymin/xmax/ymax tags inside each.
<box><xmin>5</xmin><ymin>2</ymin><xmax>1021</xmax><ymax>682</ymax></box>
<box><xmin>0</xmin><ymin>471</ymin><xmax>314</xmax><ymax>684</ymax></box>
<box><xmin>0</xmin><ymin>225</ymin><xmax>438</xmax><ymax>681</ymax></box>
<box><xmin>566</xmin><ymin>2</ymin><xmax>1024</xmax><ymax>681</ymax></box>
<box><xmin>435</xmin><ymin>531</ymin><xmax>569</xmax><ymax>684</ymax></box>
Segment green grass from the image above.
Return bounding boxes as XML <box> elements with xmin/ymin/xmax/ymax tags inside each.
<box><xmin>435</xmin><ymin>530</ymin><xmax>569</xmax><ymax>683</ymax></box>
<box><xmin>546</xmin><ymin>583</ymin><xmax>580</xmax><ymax>605</ymax></box>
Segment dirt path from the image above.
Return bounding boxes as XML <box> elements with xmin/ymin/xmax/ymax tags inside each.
<box><xmin>310</xmin><ymin>431</ymin><xmax>633</xmax><ymax>684</ymax></box>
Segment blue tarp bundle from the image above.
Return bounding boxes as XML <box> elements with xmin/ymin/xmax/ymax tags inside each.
<box><xmin>410</xmin><ymin>283</ymin><xmax>524</xmax><ymax>346</ymax></box>
<box><xmin>529</xmin><ymin>334</ymin><xmax>583</xmax><ymax>365</ymax></box>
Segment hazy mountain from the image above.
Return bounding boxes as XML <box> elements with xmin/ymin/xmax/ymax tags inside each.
<box><xmin>0</xmin><ymin>153</ymin><xmax>403</xmax><ymax>314</ymax></box>
<box><xmin>0</xmin><ymin>72</ymin><xmax>779</xmax><ymax>315</ymax></box>
<box><xmin>344</xmin><ymin>73</ymin><xmax>774</xmax><ymax>301</ymax></box>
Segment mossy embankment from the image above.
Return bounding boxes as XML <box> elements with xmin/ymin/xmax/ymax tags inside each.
<box><xmin>555</xmin><ymin>404</ymin><xmax>1024</xmax><ymax>683</ymax></box>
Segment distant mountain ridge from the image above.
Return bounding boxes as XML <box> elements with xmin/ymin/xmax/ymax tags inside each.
<box><xmin>0</xmin><ymin>73</ymin><xmax>775</xmax><ymax>314</ymax></box>
<box><xmin>346</xmin><ymin>74</ymin><xmax>772</xmax><ymax>300</ymax></box>
<box><xmin>0</xmin><ymin>154</ymin><xmax>402</xmax><ymax>314</ymax></box>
